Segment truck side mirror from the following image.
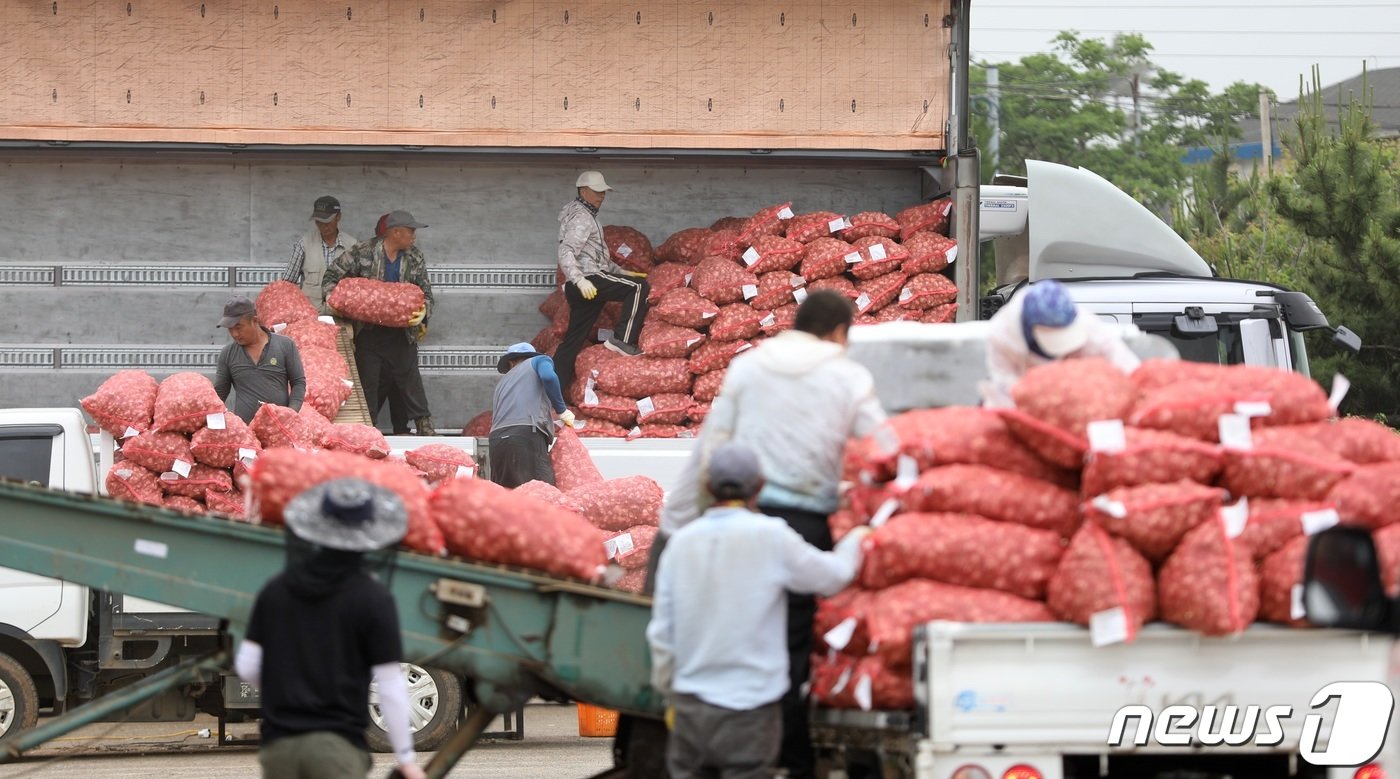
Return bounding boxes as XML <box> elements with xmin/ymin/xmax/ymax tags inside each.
<box><xmin>1332</xmin><ymin>325</ymin><xmax>1363</xmax><ymax>354</ymax></box>
<box><xmin>1303</xmin><ymin>526</ymin><xmax>1391</xmax><ymax>631</ymax></box>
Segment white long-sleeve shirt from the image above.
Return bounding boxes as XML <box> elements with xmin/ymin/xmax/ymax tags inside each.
<box><xmin>646</xmin><ymin>505</ymin><xmax>864</xmax><ymax>711</ymax></box>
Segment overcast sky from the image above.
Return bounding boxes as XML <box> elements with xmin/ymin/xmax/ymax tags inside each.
<box><xmin>969</xmin><ymin>0</ymin><xmax>1399</xmax><ymax>100</ymax></box>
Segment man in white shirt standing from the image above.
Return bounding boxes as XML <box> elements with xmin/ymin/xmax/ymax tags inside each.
<box><xmin>648</xmin><ymin>443</ymin><xmax>867</xmax><ymax>779</ymax></box>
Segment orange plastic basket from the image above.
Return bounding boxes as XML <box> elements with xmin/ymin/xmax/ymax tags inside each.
<box><xmin>576</xmin><ymin>702</ymin><xmax>620</xmax><ymax>737</ymax></box>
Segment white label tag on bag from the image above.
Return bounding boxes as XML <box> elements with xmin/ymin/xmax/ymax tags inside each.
<box><xmin>742</xmin><ymin>284</ymin><xmax>759</xmax><ymax>300</ymax></box>
<box><xmin>778</xmin><ymin>206</ymin><xmax>794</xmax><ymax>220</ymax></box>
<box><xmin>271</xmin><ymin>322</ymin><xmax>287</xmax><ymax>333</ymax></box>
<box><xmin>1222</xmin><ymin>499</ymin><xmax>1250</xmax><ymax>539</ymax></box>
<box><xmin>1301</xmin><ymin>508</ymin><xmax>1340</xmax><ymax>536</ymax></box>
<box><xmin>855</xmin><ymin>293</ymin><xmax>872</xmax><ymax>312</ymax></box>
<box><xmin>122</xmin><ymin>426</ymin><xmax>140</xmax><ymax>439</ymax></box>
<box><xmin>238</xmin><ymin>447</ymin><xmax>258</xmax><ymax>462</ymax></box>
<box><xmin>342</xmin><ymin>378</ymin><xmax>354</xmax><ymax>388</ymax></box>
<box><xmin>793</xmin><ymin>288</ymin><xmax>809</xmax><ymax>304</ymax></box>
<box><xmin>894</xmin><ymin>455</ymin><xmax>919</xmax><ymax>489</ymax></box>
<box><xmin>1087</xmin><ymin>419</ymin><xmax>1127</xmax><ymax>453</ymax></box>
<box><xmin>1091</xmin><ymin>606</ymin><xmax>1130</xmax><ymax>647</ymax></box>
<box><xmin>945</xmin><ymin>244</ymin><xmax>959</xmax><ymax>264</ymax></box>
<box><xmin>741</xmin><ymin>247</ymin><xmax>761</xmax><ymax>266</ymax></box>
<box><xmin>171</xmin><ymin>459</ymin><xmax>192</xmax><ymax>478</ymax></box>
<box><xmin>831</xmin><ymin>666</ymin><xmax>853</xmax><ymax>696</ymax></box>
<box><xmin>197</xmin><ymin>413</ymin><xmax>221</xmax><ymax>430</ymax></box>
<box><xmin>844</xmin><ymin>251</ymin><xmax>863</xmax><ymax>265</ymax></box>
<box><xmin>868</xmin><ymin>242</ymin><xmax>887</xmax><ymax>261</ymax></box>
<box><xmin>735</xmin><ymin>342</ymin><xmax>754</xmax><ymax>354</ymax></box>
<box><xmin>899</xmin><ymin>287</ymin><xmax>913</xmax><ymax>303</ymax></box>
<box><xmin>1291</xmin><ymin>584</ymin><xmax>1307</xmax><ymax>620</ymax></box>
<box><xmin>1329</xmin><ymin>373</ymin><xmax>1351</xmax><ymax>412</ymax></box>
<box><xmin>853</xmin><ymin>674</ymin><xmax>874</xmax><ymax>711</ymax></box>
<box><xmin>828</xmin><ymin>217</ymin><xmax>850</xmax><ymax>233</ymax></box>
<box><xmin>942</xmin><ymin>201</ymin><xmax>953</xmax><ymax>216</ymax></box>
<box><xmin>1092</xmin><ymin>496</ymin><xmax>1128</xmax><ymax>519</ymax></box>
<box><xmin>701</xmin><ymin>310</ymin><xmax>716</xmax><ymax>320</ymax></box>
<box><xmin>583</xmin><ymin>378</ymin><xmax>600</xmax><ymax>407</ymax></box>
<box><xmin>617</xmin><ymin>243</ymin><xmax>633</xmax><ymax>258</ymax></box>
<box><xmin>789</xmin><ymin>273</ymin><xmax>806</xmax><ymax>288</ymax></box>
<box><xmin>636</xmin><ymin>396</ymin><xmax>656</xmax><ymax>416</ymax></box>
<box><xmin>684</xmin><ymin>273</ymin><xmax>693</xmax><ymax>285</ymax></box>
<box><xmin>456</xmin><ymin>464</ymin><xmax>475</xmax><ymax>479</ymax></box>
<box><xmin>318</xmin><ymin>315</ymin><xmax>336</xmax><ymax>325</ymax></box>
<box><xmin>824</xmin><ymin>617</ymin><xmax>858</xmax><ymax>651</ymax></box>
<box><xmin>604</xmin><ymin>532</ymin><xmax>636</xmax><ymax>560</ymax></box>
<box><xmin>597</xmin><ymin>328</ymin><xmax>615</xmax><ymax>343</ymax></box>
<box><xmin>870</xmin><ymin>498</ymin><xmax>900</xmax><ymax>528</ymax></box>
<box><xmin>760</xmin><ymin>313</ymin><xmax>776</xmax><ymax>327</ymax></box>
<box><xmin>1218</xmin><ymin>414</ymin><xmax>1254</xmax><ymax>450</ymax></box>
<box><xmin>687</xmin><ymin>337</ymin><xmax>703</xmax><ymax>347</ymax></box>
<box><xmin>1234</xmin><ymin>400</ymin><xmax>1273</xmax><ymax>418</ymax></box>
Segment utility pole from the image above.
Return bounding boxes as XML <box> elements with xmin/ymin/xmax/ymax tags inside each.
<box><xmin>986</xmin><ymin>65</ymin><xmax>1001</xmax><ymax>176</ymax></box>
<box><xmin>1259</xmin><ymin>87</ymin><xmax>1273</xmax><ymax>178</ymax></box>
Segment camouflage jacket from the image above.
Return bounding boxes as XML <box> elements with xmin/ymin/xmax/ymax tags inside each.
<box><xmin>322</xmin><ymin>237</ymin><xmax>435</xmax><ymax>336</ymax></box>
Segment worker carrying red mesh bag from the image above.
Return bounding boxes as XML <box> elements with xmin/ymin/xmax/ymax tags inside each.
<box><xmin>842</xmin><ymin>579</ymin><xmax>1054</xmax><ymax>668</ymax></box>
<box><xmin>857</xmin><ymin>512</ymin><xmax>1063</xmax><ymax>599</ymax></box>
<box><xmin>900</xmin><ymin>464</ymin><xmax>1080</xmax><ymax>538</ymax></box>
<box><xmin>740</xmin><ymin>235</ymin><xmax>806</xmax><ymax>275</ymax></box>
<box><xmin>250</xmin><ymin>403</ymin><xmax>320</xmax><ymax>450</ymax></box>
<box><xmin>603</xmin><ymin>225</ymin><xmax>655</xmax><ymax>273</ymax></box>
<box><xmin>604</xmin><ymin>525</ymin><xmax>658</xmax><ymax>570</ymax></box>
<box><xmin>569</xmin><ymin>475</ymin><xmax>664</xmax><ymax>532</ymax></box>
<box><xmin>1081</xmin><ymin>426</ymin><xmax>1223</xmax><ymax>496</ymax></box>
<box><xmin>1328</xmin><ymin>462</ymin><xmax>1400</xmax><ymax>530</ymax></box>
<box><xmin>120</xmin><ymin>431</ymin><xmax>195</xmax><ymax>474</ymax></box>
<box><xmin>191</xmin><ymin>413</ymin><xmax>262</xmax><ymax>469</ymax></box>
<box><xmin>404</xmin><ymin>443</ymin><xmax>477</xmax><ymax>483</ymax></box>
<box><xmin>256</xmin><ymin>280</ymin><xmax>318</xmax><ymax>327</ymax></box>
<box><xmin>657</xmin><ymin>227</ymin><xmax>711</xmax><ymax>265</ymax></box>
<box><xmin>1047</xmin><ymin>522</ymin><xmax>1157</xmax><ymax>643</ymax></box>
<box><xmin>596</xmin><ymin>357</ymin><xmax>694</xmax><ymax>397</ymax></box>
<box><xmin>639</xmin><ymin>321</ymin><xmax>706</xmax><ymax>358</ymax></box>
<box><xmin>1003</xmin><ymin>358</ymin><xmax>1137</xmax><ymax>469</ymax></box>
<box><xmin>800</xmin><ymin>238</ymin><xmax>856</xmax><ymax>281</ymax></box>
<box><xmin>107</xmin><ymin>463</ymin><xmax>165</xmax><ymax>507</ymax></box>
<box><xmin>249</xmin><ymin>448</ymin><xmax>444</xmax><ymax>555</ymax></box>
<box><xmin>651</xmin><ymin>287</ymin><xmax>720</xmax><ymax>329</ymax></box>
<box><xmin>82</xmin><ymin>370</ymin><xmax>159</xmax><ymax>438</ymax></box>
<box><xmin>549</xmin><ymin>426</ymin><xmax>605</xmax><ymax>491</ymax></box>
<box><xmin>1087</xmin><ymin>480</ymin><xmax>1226</xmax><ymax>562</ymax></box>
<box><xmin>692</xmin><ymin>257</ymin><xmax>760</xmax><ymax>306</ymax></box>
<box><xmin>321</xmin><ymin>423</ymin><xmax>391</xmax><ymax>459</ymax></box>
<box><xmin>160</xmin><ymin>464</ymin><xmax>234</xmax><ymax>499</ymax></box>
<box><xmin>150</xmin><ymin>372</ymin><xmax>226</xmax><ymax>434</ymax></box>
<box><xmin>326</xmin><ymin>277</ymin><xmax>426</xmax><ymax>328</ymax></box>
<box><xmin>811</xmin><ymin>654</ymin><xmax>914</xmax><ymax>711</ymax></box>
<box><xmin>1221</xmin><ymin>426</ymin><xmax>1354</xmax><ymax>501</ymax></box>
<box><xmin>901</xmin><ymin>232</ymin><xmax>958</xmax><ymax>276</ymax></box>
<box><xmin>430</xmin><ymin>476</ymin><xmax>606</xmax><ymax>581</ymax></box>
<box><xmin>280</xmin><ymin>317</ymin><xmax>339</xmax><ymax>352</ymax></box>
<box><xmin>1157</xmin><ymin>514</ymin><xmax>1260</xmax><ymax>636</ymax></box>
<box><xmin>896</xmin><ymin>198</ymin><xmax>953</xmax><ymax>240</ymax></box>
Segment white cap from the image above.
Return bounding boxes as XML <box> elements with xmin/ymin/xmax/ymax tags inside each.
<box><xmin>576</xmin><ymin>171</ymin><xmax>613</xmax><ymax>192</ymax></box>
<box><xmin>1031</xmin><ymin>317</ymin><xmax>1091</xmax><ymax>357</ymax></box>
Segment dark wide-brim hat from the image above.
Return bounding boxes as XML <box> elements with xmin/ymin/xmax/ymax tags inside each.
<box><xmin>496</xmin><ymin>342</ymin><xmax>541</xmax><ymax>374</ymax></box>
<box><xmin>284</xmin><ymin>479</ymin><xmax>408</xmax><ymax>552</ymax></box>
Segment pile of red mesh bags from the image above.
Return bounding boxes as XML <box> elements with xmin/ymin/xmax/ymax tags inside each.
<box><xmin>190</xmin><ymin>413</ymin><xmax>261</xmax><ymax>468</ymax></box>
<box><xmin>257</xmin><ymin>280</ymin><xmax>319</xmax><ymax>326</ymax></box>
<box><xmin>82</xmin><ymin>370</ymin><xmax>159</xmax><ymax>437</ymax></box>
<box><xmin>405</xmin><ymin>444</ymin><xmax>478</xmax><ymax>483</ymax></box>
<box><xmin>326</xmin><ymin>277</ymin><xmax>426</xmax><ymax>328</ymax></box>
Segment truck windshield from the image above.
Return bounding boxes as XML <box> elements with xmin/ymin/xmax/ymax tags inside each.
<box><xmin>0</xmin><ymin>435</ymin><xmax>54</xmax><ymax>487</ymax></box>
<box><xmin>1147</xmin><ymin>325</ymin><xmax>1246</xmax><ymax>366</ymax></box>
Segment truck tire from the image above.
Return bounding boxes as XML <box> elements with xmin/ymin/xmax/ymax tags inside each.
<box><xmin>366</xmin><ymin>664</ymin><xmax>461</xmax><ymax>753</ymax></box>
<box><xmin>0</xmin><ymin>652</ymin><xmax>38</xmax><ymax>740</ymax></box>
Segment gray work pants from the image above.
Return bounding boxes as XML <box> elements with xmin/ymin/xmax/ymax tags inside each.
<box><xmin>259</xmin><ymin>731</ymin><xmax>370</xmax><ymax>779</ymax></box>
<box><xmin>666</xmin><ymin>692</ymin><xmax>782</xmax><ymax>779</ymax></box>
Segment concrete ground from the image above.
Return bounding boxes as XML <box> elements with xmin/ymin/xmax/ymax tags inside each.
<box><xmin>0</xmin><ymin>703</ymin><xmax>614</xmax><ymax>778</ymax></box>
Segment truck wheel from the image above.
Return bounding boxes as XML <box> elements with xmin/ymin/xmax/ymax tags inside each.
<box><xmin>367</xmin><ymin>664</ymin><xmax>462</xmax><ymax>753</ymax></box>
<box><xmin>0</xmin><ymin>652</ymin><xmax>38</xmax><ymax>740</ymax></box>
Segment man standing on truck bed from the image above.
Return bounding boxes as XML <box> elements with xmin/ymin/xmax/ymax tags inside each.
<box><xmin>235</xmin><ymin>479</ymin><xmax>425</xmax><ymax>779</ymax></box>
<box><xmin>283</xmin><ymin>195</ymin><xmax>357</xmax><ymax>309</ymax></box>
<box><xmin>649</xmin><ymin>443</ymin><xmax>868</xmax><ymax>779</ymax></box>
<box><xmin>981</xmin><ymin>279</ymin><xmax>1140</xmax><ymax>408</ymax></box>
<box><xmin>553</xmin><ymin>171</ymin><xmax>650</xmax><ymax>393</ymax></box>
<box><xmin>661</xmin><ymin>290</ymin><xmax>886</xmax><ymax>779</ymax></box>
<box><xmin>490</xmin><ymin>343</ymin><xmax>575</xmax><ymax>488</ymax></box>
<box><xmin>323</xmin><ymin>210</ymin><xmax>437</xmax><ymax>436</ymax></box>
<box><xmin>213</xmin><ymin>296</ymin><xmax>307</xmax><ymax>423</ymax></box>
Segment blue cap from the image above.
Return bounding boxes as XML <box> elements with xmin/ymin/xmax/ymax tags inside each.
<box><xmin>497</xmin><ymin>342</ymin><xmax>541</xmax><ymax>373</ymax></box>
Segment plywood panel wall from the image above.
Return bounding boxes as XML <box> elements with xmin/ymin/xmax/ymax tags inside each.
<box><xmin>0</xmin><ymin>0</ymin><xmax>950</xmax><ymax>150</ymax></box>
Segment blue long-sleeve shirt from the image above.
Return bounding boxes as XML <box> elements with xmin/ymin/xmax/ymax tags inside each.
<box><xmin>531</xmin><ymin>356</ymin><xmax>567</xmax><ymax>413</ymax></box>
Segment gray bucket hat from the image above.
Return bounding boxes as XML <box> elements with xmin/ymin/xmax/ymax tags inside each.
<box><xmin>284</xmin><ymin>479</ymin><xmax>408</xmax><ymax>552</ymax></box>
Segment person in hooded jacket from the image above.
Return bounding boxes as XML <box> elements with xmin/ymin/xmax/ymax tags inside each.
<box><xmin>235</xmin><ymin>479</ymin><xmax>425</xmax><ymax>779</ymax></box>
<box><xmin>659</xmin><ymin>289</ymin><xmax>886</xmax><ymax>779</ymax></box>
<box><xmin>981</xmin><ymin>279</ymin><xmax>1140</xmax><ymax>408</ymax></box>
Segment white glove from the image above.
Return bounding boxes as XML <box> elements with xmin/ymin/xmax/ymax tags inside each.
<box><xmin>558</xmin><ymin>409</ymin><xmax>577</xmax><ymax>429</ymax></box>
<box><xmin>576</xmin><ymin>278</ymin><xmax>598</xmax><ymax>300</ymax></box>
